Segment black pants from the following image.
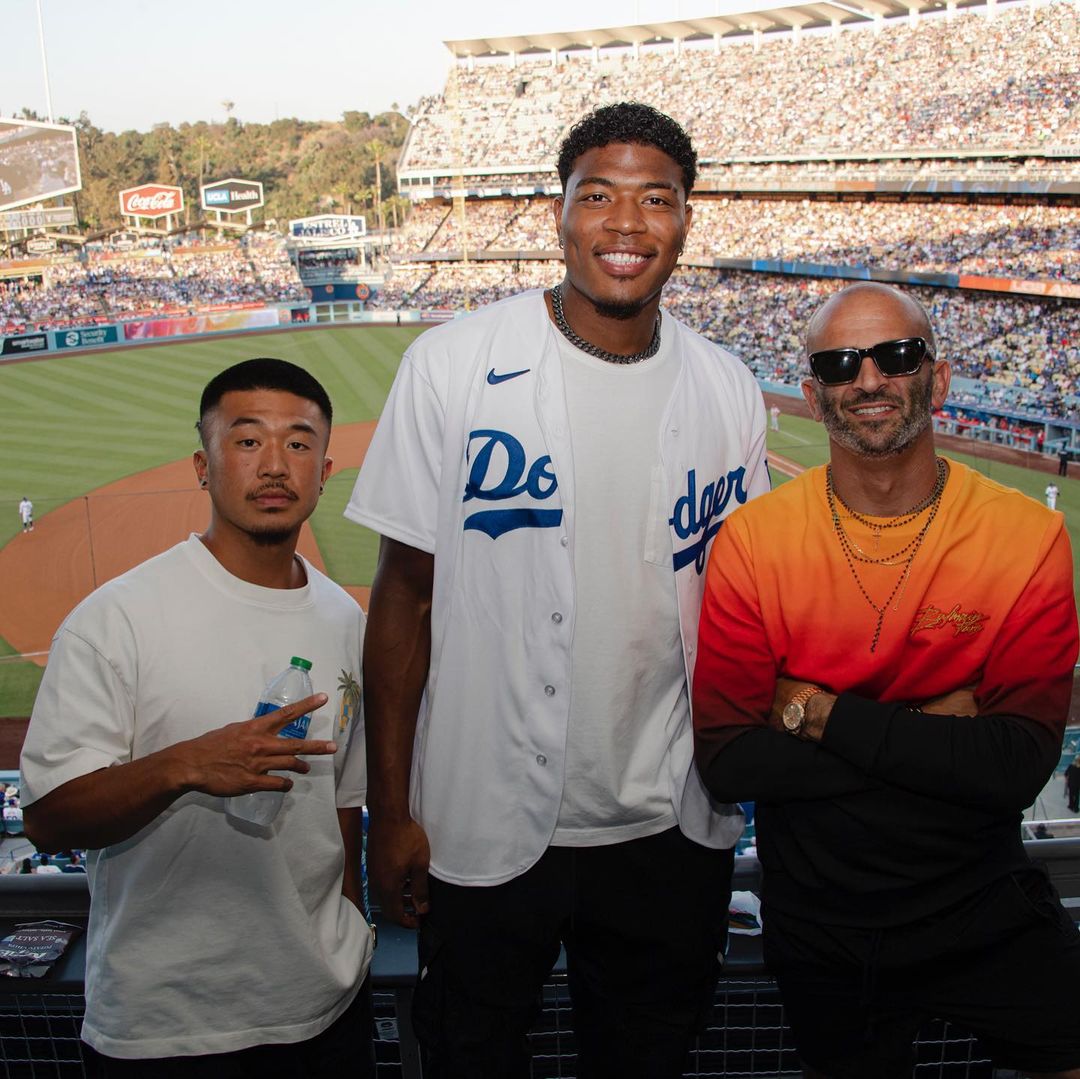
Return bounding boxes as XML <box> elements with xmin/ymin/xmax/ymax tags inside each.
<box><xmin>764</xmin><ymin>869</ymin><xmax>1080</xmax><ymax>1079</ymax></box>
<box><xmin>88</xmin><ymin>977</ymin><xmax>375</xmax><ymax>1078</ymax></box>
<box><xmin>412</xmin><ymin>827</ymin><xmax>733</xmax><ymax>1079</ymax></box>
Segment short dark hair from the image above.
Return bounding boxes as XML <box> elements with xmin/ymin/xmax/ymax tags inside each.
<box><xmin>197</xmin><ymin>358</ymin><xmax>332</xmax><ymax>445</ymax></box>
<box><xmin>556</xmin><ymin>102</ymin><xmax>697</xmax><ymax>196</ymax></box>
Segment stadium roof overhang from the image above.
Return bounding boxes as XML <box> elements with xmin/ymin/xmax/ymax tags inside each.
<box><xmin>444</xmin><ymin>0</ymin><xmax>990</xmax><ymax>57</ymax></box>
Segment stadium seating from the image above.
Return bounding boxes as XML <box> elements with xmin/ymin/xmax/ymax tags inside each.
<box><xmin>400</xmin><ymin>2</ymin><xmax>1080</xmax><ymax>173</ymax></box>
<box><xmin>0</xmin><ymin>233</ymin><xmax>306</xmax><ymax>334</ymax></box>
<box><xmin>380</xmin><ymin>0</ymin><xmax>1080</xmax><ymax>420</ymax></box>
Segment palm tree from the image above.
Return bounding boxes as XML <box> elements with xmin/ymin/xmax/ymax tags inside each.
<box><xmin>385</xmin><ymin>193</ymin><xmax>409</xmax><ymax>231</ymax></box>
<box><xmin>365</xmin><ymin>139</ymin><xmax>387</xmax><ymax>231</ymax></box>
<box><xmin>333</xmin><ymin>181</ymin><xmax>353</xmax><ymax>216</ymax></box>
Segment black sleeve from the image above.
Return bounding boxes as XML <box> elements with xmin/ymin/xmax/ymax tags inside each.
<box><xmin>821</xmin><ymin>693</ymin><xmax>1060</xmax><ymax>813</ymax></box>
<box><xmin>695</xmin><ymin>724</ymin><xmax>881</xmax><ymax>803</ymax></box>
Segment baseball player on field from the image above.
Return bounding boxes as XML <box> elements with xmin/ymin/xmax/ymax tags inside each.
<box><xmin>18</xmin><ymin>496</ymin><xmax>33</xmax><ymax>533</ymax></box>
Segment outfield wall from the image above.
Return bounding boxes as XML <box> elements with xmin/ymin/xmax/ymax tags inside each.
<box><xmin>0</xmin><ymin>304</ymin><xmax>461</xmax><ymax>361</ymax></box>
<box><xmin>0</xmin><ymin>305</ymin><xmax>299</xmax><ymax>360</ymax></box>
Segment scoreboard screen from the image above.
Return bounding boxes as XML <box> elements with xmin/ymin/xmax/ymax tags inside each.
<box><xmin>0</xmin><ymin>119</ymin><xmax>81</xmax><ymax>213</ymax></box>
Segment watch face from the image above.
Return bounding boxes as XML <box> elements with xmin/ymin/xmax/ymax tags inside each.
<box><xmin>782</xmin><ymin>702</ymin><xmax>803</xmax><ymax>732</ymax></box>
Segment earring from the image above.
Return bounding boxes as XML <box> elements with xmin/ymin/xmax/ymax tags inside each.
<box><xmin>199</xmin><ymin>479</ymin><xmax>208</xmax><ymax>488</ymax></box>
<box><xmin>557</xmin><ymin>235</ymin><xmax>564</xmax><ymax>249</ymax></box>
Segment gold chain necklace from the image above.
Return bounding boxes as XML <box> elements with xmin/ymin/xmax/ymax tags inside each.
<box><xmin>831</xmin><ymin>458</ymin><xmax>946</xmax><ymax>553</ymax></box>
<box><xmin>826</xmin><ymin>458</ymin><xmax>948</xmax><ymax>652</ymax></box>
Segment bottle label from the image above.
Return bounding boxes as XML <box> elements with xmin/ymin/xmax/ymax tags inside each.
<box><xmin>254</xmin><ymin>700</ymin><xmax>312</xmax><ymax>740</ymax></box>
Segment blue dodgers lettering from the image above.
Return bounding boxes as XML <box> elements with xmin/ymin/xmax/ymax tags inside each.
<box><xmin>463</xmin><ymin>429</ymin><xmax>562</xmax><ymax>538</ymax></box>
<box><xmin>465</xmin><ymin>507</ymin><xmax>564</xmax><ymax>539</ymax></box>
<box><xmin>670</xmin><ymin>466</ymin><xmax>749</xmax><ymax>573</ymax></box>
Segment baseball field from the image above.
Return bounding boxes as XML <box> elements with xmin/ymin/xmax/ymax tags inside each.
<box><xmin>1</xmin><ymin>323</ymin><xmax>1077</xmax><ymax>718</ymax></box>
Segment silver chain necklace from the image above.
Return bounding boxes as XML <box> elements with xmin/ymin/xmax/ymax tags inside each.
<box><xmin>549</xmin><ymin>284</ymin><xmax>661</xmax><ymax>365</ymax></box>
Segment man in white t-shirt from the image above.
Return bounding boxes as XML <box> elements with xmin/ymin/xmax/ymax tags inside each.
<box><xmin>18</xmin><ymin>496</ymin><xmax>33</xmax><ymax>532</ymax></box>
<box><xmin>348</xmin><ymin>104</ymin><xmax>769</xmax><ymax>1077</ymax></box>
<box><xmin>21</xmin><ymin>359</ymin><xmax>373</xmax><ymax>1076</ymax></box>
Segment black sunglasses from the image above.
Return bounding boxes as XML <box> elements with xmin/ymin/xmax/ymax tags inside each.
<box><xmin>808</xmin><ymin>337</ymin><xmax>933</xmax><ymax>386</ymax></box>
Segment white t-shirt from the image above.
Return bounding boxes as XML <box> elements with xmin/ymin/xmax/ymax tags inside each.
<box><xmin>20</xmin><ymin>536</ymin><xmax>371</xmax><ymax>1059</ymax></box>
<box><xmin>552</xmin><ymin>327</ymin><xmax>681</xmax><ymax>844</ymax></box>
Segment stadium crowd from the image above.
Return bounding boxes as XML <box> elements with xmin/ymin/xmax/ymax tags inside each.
<box><xmin>401</xmin><ymin>2</ymin><xmax>1079</xmax><ymax>171</ymax></box>
<box><xmin>0</xmin><ymin>233</ymin><xmax>305</xmax><ymax>333</ymax></box>
<box><xmin>394</xmin><ymin>195</ymin><xmax>1080</xmax><ymax>281</ymax></box>
<box><xmin>369</xmin><ymin>261</ymin><xmax>1080</xmax><ymax>417</ymax></box>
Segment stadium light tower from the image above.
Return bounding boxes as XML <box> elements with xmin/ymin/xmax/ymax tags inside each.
<box><xmin>36</xmin><ymin>0</ymin><xmax>55</xmax><ymax>123</ymax></box>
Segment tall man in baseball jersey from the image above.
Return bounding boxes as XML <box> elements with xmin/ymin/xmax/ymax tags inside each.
<box><xmin>694</xmin><ymin>283</ymin><xmax>1080</xmax><ymax>1078</ymax></box>
<box><xmin>21</xmin><ymin>359</ymin><xmax>373</xmax><ymax>1075</ymax></box>
<box><xmin>347</xmin><ymin>103</ymin><xmax>769</xmax><ymax>1077</ymax></box>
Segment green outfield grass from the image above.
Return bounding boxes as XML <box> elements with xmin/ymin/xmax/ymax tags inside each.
<box><xmin>0</xmin><ymin>326</ymin><xmax>426</xmax><ymax>715</ymax></box>
<box><xmin>1</xmin><ymin>331</ymin><xmax>1077</xmax><ymax>717</ymax></box>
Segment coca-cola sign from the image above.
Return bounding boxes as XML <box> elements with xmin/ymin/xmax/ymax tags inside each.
<box><xmin>119</xmin><ymin>184</ymin><xmax>184</xmax><ymax>218</ymax></box>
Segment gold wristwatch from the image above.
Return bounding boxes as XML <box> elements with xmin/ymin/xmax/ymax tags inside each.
<box><xmin>782</xmin><ymin>685</ymin><xmax>823</xmax><ymax>735</ymax></box>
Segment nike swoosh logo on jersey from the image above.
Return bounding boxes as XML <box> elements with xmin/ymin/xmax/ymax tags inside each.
<box><xmin>487</xmin><ymin>367</ymin><xmax>530</xmax><ymax>385</ymax></box>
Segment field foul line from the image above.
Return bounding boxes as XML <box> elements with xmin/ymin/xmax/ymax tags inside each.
<box><xmin>773</xmin><ymin>426</ymin><xmax>815</xmax><ymax>446</ymax></box>
<box><xmin>767</xmin><ymin>452</ymin><xmax>806</xmax><ymax>478</ymax></box>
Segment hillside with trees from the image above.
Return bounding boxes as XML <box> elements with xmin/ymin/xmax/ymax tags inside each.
<box><xmin>9</xmin><ymin>106</ymin><xmax>412</xmax><ymax>233</ymax></box>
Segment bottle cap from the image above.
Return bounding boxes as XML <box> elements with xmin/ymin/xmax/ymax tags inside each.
<box><xmin>290</xmin><ymin>657</ymin><xmax>313</xmax><ymax>671</ymax></box>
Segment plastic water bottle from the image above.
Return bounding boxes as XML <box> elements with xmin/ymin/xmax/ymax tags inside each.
<box><xmin>227</xmin><ymin>657</ymin><xmax>314</xmax><ymax>827</ymax></box>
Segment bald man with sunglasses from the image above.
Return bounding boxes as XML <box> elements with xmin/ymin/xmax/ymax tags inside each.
<box><xmin>693</xmin><ymin>282</ymin><xmax>1080</xmax><ymax>1079</ymax></box>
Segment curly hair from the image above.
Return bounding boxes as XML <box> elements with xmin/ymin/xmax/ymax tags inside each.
<box><xmin>556</xmin><ymin>102</ymin><xmax>697</xmax><ymax>195</ymax></box>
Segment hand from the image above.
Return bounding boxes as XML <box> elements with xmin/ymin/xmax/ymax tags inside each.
<box><xmin>367</xmin><ymin>814</ymin><xmax>431</xmax><ymax>929</ymax></box>
<box><xmin>917</xmin><ymin>687</ymin><xmax>978</xmax><ymax>716</ymax></box>
<box><xmin>169</xmin><ymin>693</ymin><xmax>336</xmax><ymax>797</ymax></box>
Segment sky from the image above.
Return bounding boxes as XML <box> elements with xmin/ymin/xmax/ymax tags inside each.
<box><xmin>1</xmin><ymin>0</ymin><xmax>768</xmax><ymax>133</ymax></box>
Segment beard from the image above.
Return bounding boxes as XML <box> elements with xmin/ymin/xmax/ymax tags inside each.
<box><xmin>246</xmin><ymin>524</ymin><xmax>295</xmax><ymax>547</ymax></box>
<box><xmin>815</xmin><ymin>368</ymin><xmax>935</xmax><ymax>458</ymax></box>
<box><xmin>591</xmin><ymin>296</ymin><xmax>650</xmax><ymax>321</ymax></box>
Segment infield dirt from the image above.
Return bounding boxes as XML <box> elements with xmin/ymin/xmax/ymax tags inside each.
<box><xmin>0</xmin><ymin>421</ymin><xmax>376</xmax><ymax>666</ymax></box>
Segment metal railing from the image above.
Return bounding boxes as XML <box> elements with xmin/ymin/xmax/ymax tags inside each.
<box><xmin>0</xmin><ymin>842</ymin><xmax>1076</xmax><ymax>1078</ymax></box>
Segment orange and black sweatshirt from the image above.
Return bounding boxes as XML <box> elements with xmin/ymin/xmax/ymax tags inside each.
<box><xmin>693</xmin><ymin>459</ymin><xmax>1078</xmax><ymax>927</ymax></box>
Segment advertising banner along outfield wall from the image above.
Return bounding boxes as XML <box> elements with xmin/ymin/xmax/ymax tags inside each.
<box><xmin>54</xmin><ymin>326</ymin><xmax>120</xmax><ymax>350</ymax></box>
<box><xmin>1</xmin><ymin>333</ymin><xmax>48</xmax><ymax>356</ymax></box>
<box><xmin>122</xmin><ymin>308</ymin><xmax>287</xmax><ymax>340</ymax></box>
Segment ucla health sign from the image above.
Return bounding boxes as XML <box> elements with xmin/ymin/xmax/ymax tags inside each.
<box><xmin>54</xmin><ymin>326</ymin><xmax>120</xmax><ymax>350</ymax></box>
<box><xmin>200</xmin><ymin>178</ymin><xmax>264</xmax><ymax>212</ymax></box>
